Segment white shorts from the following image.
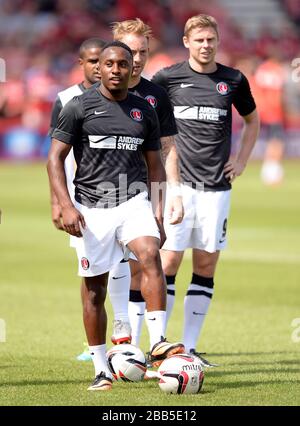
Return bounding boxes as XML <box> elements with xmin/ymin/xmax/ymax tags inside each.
<box><xmin>65</xmin><ymin>149</ymin><xmax>76</xmax><ymax>202</ymax></box>
<box><xmin>163</xmin><ymin>185</ymin><xmax>231</xmax><ymax>253</ymax></box>
<box><xmin>64</xmin><ymin>149</ymin><xmax>78</xmax><ymax>249</ymax></box>
<box><xmin>72</xmin><ymin>192</ymin><xmax>159</xmax><ymax>277</ymax></box>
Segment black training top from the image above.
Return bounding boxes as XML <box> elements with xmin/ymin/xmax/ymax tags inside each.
<box><xmin>48</xmin><ymin>82</ymin><xmax>86</xmax><ymax>136</ymax></box>
<box><xmin>129</xmin><ymin>77</ymin><xmax>177</xmax><ymax>137</ymax></box>
<box><xmin>152</xmin><ymin>61</ymin><xmax>256</xmax><ymax>191</ymax></box>
<box><xmin>52</xmin><ymin>85</ymin><xmax>161</xmax><ymax>208</ymax></box>
<box><xmin>49</xmin><ymin>78</ymin><xmax>177</xmax><ymax>138</ymax></box>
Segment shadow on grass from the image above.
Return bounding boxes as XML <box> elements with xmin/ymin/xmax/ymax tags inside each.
<box><xmin>205</xmin><ymin>351</ymin><xmax>300</xmax><ymax>369</ymax></box>
<box><xmin>207</xmin><ymin>368</ymin><xmax>300</xmax><ymax>377</ymax></box>
<box><xmin>209</xmin><ymin>351</ymin><xmax>299</xmax><ymax>357</ymax></box>
<box><xmin>227</xmin><ymin>359</ymin><xmax>300</xmax><ymax>366</ymax></box>
<box><xmin>214</xmin><ymin>379</ymin><xmax>300</xmax><ymax>390</ymax></box>
<box><xmin>0</xmin><ymin>365</ymin><xmax>17</xmax><ymax>369</ymax></box>
<box><xmin>0</xmin><ymin>379</ymin><xmax>88</xmax><ymax>387</ymax></box>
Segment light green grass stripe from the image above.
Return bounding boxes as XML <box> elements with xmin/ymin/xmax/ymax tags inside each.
<box><xmin>184</xmin><ymin>249</ymin><xmax>300</xmax><ymax>264</ymax></box>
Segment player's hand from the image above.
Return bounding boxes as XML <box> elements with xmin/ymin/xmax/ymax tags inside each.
<box><xmin>61</xmin><ymin>206</ymin><xmax>86</xmax><ymax>237</ymax></box>
<box><xmin>223</xmin><ymin>160</ymin><xmax>246</xmax><ymax>183</ymax></box>
<box><xmin>51</xmin><ymin>203</ymin><xmax>64</xmax><ymax>231</ymax></box>
<box><xmin>155</xmin><ymin>218</ymin><xmax>167</xmax><ymax>248</ymax></box>
<box><xmin>167</xmin><ymin>196</ymin><xmax>184</xmax><ymax>225</ymax></box>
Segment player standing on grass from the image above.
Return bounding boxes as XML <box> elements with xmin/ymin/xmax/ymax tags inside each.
<box><xmin>48</xmin><ymin>38</ymin><xmax>134</xmax><ymax>357</ymax></box>
<box><xmin>109</xmin><ymin>18</ymin><xmax>183</xmax><ymax>348</ymax></box>
<box><xmin>150</xmin><ymin>14</ymin><xmax>260</xmax><ymax>365</ymax></box>
<box><xmin>49</xmin><ymin>28</ymin><xmax>183</xmax><ymax>354</ymax></box>
<box><xmin>47</xmin><ymin>41</ymin><xmax>185</xmax><ymax>391</ymax></box>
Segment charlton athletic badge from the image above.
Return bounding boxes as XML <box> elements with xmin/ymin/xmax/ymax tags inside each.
<box><xmin>130</xmin><ymin>108</ymin><xmax>143</xmax><ymax>121</ymax></box>
<box><xmin>81</xmin><ymin>257</ymin><xmax>90</xmax><ymax>270</ymax></box>
<box><xmin>216</xmin><ymin>82</ymin><xmax>229</xmax><ymax>95</ymax></box>
<box><xmin>145</xmin><ymin>95</ymin><xmax>157</xmax><ymax>108</ymax></box>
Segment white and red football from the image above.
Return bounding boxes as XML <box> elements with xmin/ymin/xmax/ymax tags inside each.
<box><xmin>106</xmin><ymin>344</ymin><xmax>147</xmax><ymax>382</ymax></box>
<box><xmin>158</xmin><ymin>353</ymin><xmax>204</xmax><ymax>394</ymax></box>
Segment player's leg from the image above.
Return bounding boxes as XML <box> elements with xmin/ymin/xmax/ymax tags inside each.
<box><xmin>81</xmin><ymin>274</ymin><xmax>113</xmax><ymax>390</ymax></box>
<box><xmin>128</xmin><ymin>236</ymin><xmax>165</xmax><ymax>340</ymax></box>
<box><xmin>160</xmin><ymin>249</ymin><xmax>184</xmax><ymax>323</ymax></box>
<box><xmin>128</xmin><ymin>236</ymin><xmax>185</xmax><ymax>366</ymax></box>
<box><xmin>128</xmin><ymin>258</ymin><xmax>145</xmax><ymax>346</ymax></box>
<box><xmin>161</xmin><ymin>183</ymin><xmax>194</xmax><ymax>326</ymax></box>
<box><xmin>76</xmin><ymin>282</ymin><xmax>93</xmax><ymax>361</ymax></box>
<box><xmin>118</xmin><ymin>192</ymin><xmax>185</xmax><ymax>366</ymax></box>
<box><xmin>74</xmin><ymin>201</ymin><xmax>124</xmax><ymax>389</ymax></box>
<box><xmin>128</xmin><ymin>251</ymin><xmax>183</xmax><ymax>347</ymax></box>
<box><xmin>182</xmin><ymin>249</ymin><xmax>219</xmax><ymax>356</ymax></box>
<box><xmin>127</xmin><ymin>251</ymin><xmax>183</xmax><ymax>348</ymax></box>
<box><xmin>182</xmin><ymin>190</ymin><xmax>231</xmax><ymax>367</ymax></box>
<box><xmin>108</xmin><ymin>259</ymin><xmax>132</xmax><ymax>344</ymax></box>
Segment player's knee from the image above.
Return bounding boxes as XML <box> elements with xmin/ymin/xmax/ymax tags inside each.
<box><xmin>138</xmin><ymin>246</ymin><xmax>161</xmax><ymax>269</ymax></box>
<box><xmin>84</xmin><ymin>288</ymin><xmax>106</xmax><ymax>310</ymax></box>
<box><xmin>83</xmin><ymin>277</ymin><xmax>107</xmax><ymax>307</ymax></box>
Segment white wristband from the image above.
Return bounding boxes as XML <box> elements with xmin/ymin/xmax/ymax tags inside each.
<box><xmin>168</xmin><ymin>185</ymin><xmax>182</xmax><ymax>197</ymax></box>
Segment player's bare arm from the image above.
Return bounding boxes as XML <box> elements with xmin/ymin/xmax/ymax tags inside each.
<box><xmin>161</xmin><ymin>135</ymin><xmax>184</xmax><ymax>225</ymax></box>
<box><xmin>224</xmin><ymin>109</ymin><xmax>260</xmax><ymax>183</ymax></box>
<box><xmin>144</xmin><ymin>150</ymin><xmax>167</xmax><ymax>247</ymax></box>
<box><xmin>47</xmin><ymin>138</ymin><xmax>86</xmax><ymax>237</ymax></box>
<box><xmin>49</xmin><ymin>185</ymin><xmax>64</xmax><ymax>231</ymax></box>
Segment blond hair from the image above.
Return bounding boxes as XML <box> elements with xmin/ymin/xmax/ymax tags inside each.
<box><xmin>112</xmin><ymin>18</ymin><xmax>153</xmax><ymax>41</ymax></box>
<box><xmin>184</xmin><ymin>14</ymin><xmax>219</xmax><ymax>39</ymax></box>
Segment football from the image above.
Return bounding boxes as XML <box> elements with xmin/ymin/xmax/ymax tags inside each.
<box><xmin>158</xmin><ymin>354</ymin><xmax>204</xmax><ymax>394</ymax></box>
<box><xmin>106</xmin><ymin>344</ymin><xmax>147</xmax><ymax>382</ymax></box>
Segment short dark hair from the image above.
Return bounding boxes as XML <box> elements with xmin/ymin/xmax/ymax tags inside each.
<box><xmin>101</xmin><ymin>40</ymin><xmax>133</xmax><ymax>60</ymax></box>
<box><xmin>79</xmin><ymin>38</ymin><xmax>106</xmax><ymax>58</ymax></box>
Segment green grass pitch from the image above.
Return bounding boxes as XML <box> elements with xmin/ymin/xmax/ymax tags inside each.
<box><xmin>0</xmin><ymin>161</ymin><xmax>299</xmax><ymax>406</ymax></box>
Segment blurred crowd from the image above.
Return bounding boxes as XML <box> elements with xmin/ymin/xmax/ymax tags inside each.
<box><xmin>0</xmin><ymin>0</ymin><xmax>300</xmax><ymax>158</ymax></box>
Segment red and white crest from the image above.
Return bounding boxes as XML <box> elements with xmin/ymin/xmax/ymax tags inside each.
<box><xmin>216</xmin><ymin>82</ymin><xmax>229</xmax><ymax>95</ymax></box>
<box><xmin>130</xmin><ymin>108</ymin><xmax>143</xmax><ymax>121</ymax></box>
<box><xmin>81</xmin><ymin>257</ymin><xmax>90</xmax><ymax>270</ymax></box>
<box><xmin>145</xmin><ymin>95</ymin><xmax>157</xmax><ymax>108</ymax></box>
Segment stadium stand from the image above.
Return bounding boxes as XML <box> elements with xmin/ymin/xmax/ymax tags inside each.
<box><xmin>0</xmin><ymin>0</ymin><xmax>299</xmax><ymax>158</ymax></box>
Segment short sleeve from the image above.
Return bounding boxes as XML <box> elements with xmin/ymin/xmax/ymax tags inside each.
<box><xmin>155</xmin><ymin>86</ymin><xmax>177</xmax><ymax>137</ymax></box>
<box><xmin>233</xmin><ymin>73</ymin><xmax>256</xmax><ymax>116</ymax></box>
<box><xmin>51</xmin><ymin>97</ymin><xmax>84</xmax><ymax>145</ymax></box>
<box><xmin>48</xmin><ymin>97</ymin><xmax>63</xmax><ymax>137</ymax></box>
<box><xmin>142</xmin><ymin>106</ymin><xmax>162</xmax><ymax>152</ymax></box>
<box><xmin>151</xmin><ymin>69</ymin><xmax>169</xmax><ymax>92</ymax></box>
